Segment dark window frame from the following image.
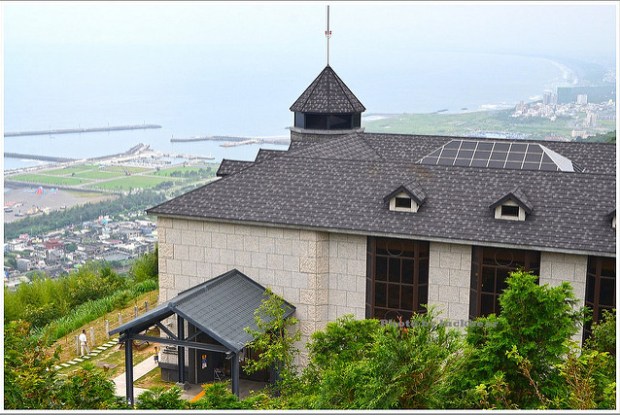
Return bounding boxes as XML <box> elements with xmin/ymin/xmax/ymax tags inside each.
<box><xmin>584</xmin><ymin>256</ymin><xmax>616</xmax><ymax>340</ymax></box>
<box><xmin>395</xmin><ymin>197</ymin><xmax>412</xmax><ymax>209</ymax></box>
<box><xmin>366</xmin><ymin>237</ymin><xmax>429</xmax><ymax>321</ymax></box>
<box><xmin>500</xmin><ymin>205</ymin><xmax>520</xmax><ymax>217</ymax></box>
<box><xmin>469</xmin><ymin>246</ymin><xmax>540</xmax><ymax>319</ymax></box>
<box><xmin>296</xmin><ymin>112</ymin><xmax>358</xmax><ymax>130</ymax></box>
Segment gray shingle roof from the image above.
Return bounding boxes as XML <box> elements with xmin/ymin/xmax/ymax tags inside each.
<box><xmin>216</xmin><ymin>159</ymin><xmax>255</xmax><ymax>178</ymax></box>
<box><xmin>384</xmin><ymin>179</ymin><xmax>426</xmax><ymax>206</ymax></box>
<box><xmin>255</xmin><ymin>149</ymin><xmax>286</xmax><ymax>163</ymax></box>
<box><xmin>148</xmin><ymin>133</ymin><xmax>615</xmax><ymax>256</ymax></box>
<box><xmin>490</xmin><ymin>187</ymin><xmax>533</xmax><ymax>214</ymax></box>
<box><xmin>290</xmin><ymin>66</ymin><xmax>366</xmax><ymax>113</ymax></box>
<box><xmin>110</xmin><ymin>269</ymin><xmax>295</xmax><ymax>352</ymax></box>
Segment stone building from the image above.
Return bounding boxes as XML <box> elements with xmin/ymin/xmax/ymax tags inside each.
<box><xmin>145</xmin><ymin>64</ymin><xmax>616</xmax><ymax>384</ymax></box>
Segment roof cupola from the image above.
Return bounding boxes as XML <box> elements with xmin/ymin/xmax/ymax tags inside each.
<box><xmin>289</xmin><ymin>6</ymin><xmax>365</xmax><ymax>135</ymax></box>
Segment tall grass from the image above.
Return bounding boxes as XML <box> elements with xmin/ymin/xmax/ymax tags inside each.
<box><xmin>5</xmin><ymin>262</ymin><xmax>126</xmax><ymax>328</ymax></box>
<box><xmin>31</xmin><ymin>279</ymin><xmax>157</xmax><ymax>345</ymax></box>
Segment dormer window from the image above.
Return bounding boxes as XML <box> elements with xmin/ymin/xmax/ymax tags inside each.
<box><xmin>495</xmin><ymin>200</ymin><xmax>526</xmax><ymax>221</ymax></box>
<box><xmin>395</xmin><ymin>196</ymin><xmax>412</xmax><ymax>209</ymax></box>
<box><xmin>490</xmin><ymin>187</ymin><xmax>532</xmax><ymax>222</ymax></box>
<box><xmin>501</xmin><ymin>205</ymin><xmax>520</xmax><ymax>217</ymax></box>
<box><xmin>384</xmin><ymin>181</ymin><xmax>426</xmax><ymax>214</ymax></box>
<box><xmin>389</xmin><ymin>192</ymin><xmax>418</xmax><ymax>212</ymax></box>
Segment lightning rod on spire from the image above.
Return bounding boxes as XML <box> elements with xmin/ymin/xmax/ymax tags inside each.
<box><xmin>325</xmin><ymin>5</ymin><xmax>332</xmax><ymax>66</ymax></box>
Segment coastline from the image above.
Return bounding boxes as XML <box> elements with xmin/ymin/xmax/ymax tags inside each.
<box><xmin>544</xmin><ymin>58</ymin><xmax>579</xmax><ymax>87</ymax></box>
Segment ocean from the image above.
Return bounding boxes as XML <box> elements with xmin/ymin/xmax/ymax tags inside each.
<box><xmin>3</xmin><ymin>43</ymin><xmax>575</xmax><ymax>170</ymax></box>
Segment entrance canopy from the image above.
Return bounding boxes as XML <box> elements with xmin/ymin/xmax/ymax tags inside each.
<box><xmin>111</xmin><ymin>268</ymin><xmax>295</xmax><ymax>352</ymax></box>
<box><xmin>109</xmin><ymin>268</ymin><xmax>295</xmax><ymax>404</ymax></box>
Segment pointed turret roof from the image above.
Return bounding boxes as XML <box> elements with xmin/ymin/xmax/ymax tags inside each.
<box><xmin>290</xmin><ymin>65</ymin><xmax>366</xmax><ymax>113</ymax></box>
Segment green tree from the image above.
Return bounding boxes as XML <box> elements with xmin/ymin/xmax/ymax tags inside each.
<box><xmin>4</xmin><ymin>320</ymin><xmax>60</xmax><ymax>409</ymax></box>
<box><xmin>65</xmin><ymin>242</ymin><xmax>78</xmax><ymax>253</ymax></box>
<box><xmin>4</xmin><ymin>320</ymin><xmax>125</xmax><ymax>409</ymax></box>
<box><xmin>585</xmin><ymin>309</ymin><xmax>616</xmax><ymax>355</ymax></box>
<box><xmin>4</xmin><ymin>252</ymin><xmax>18</xmax><ymax>268</ymax></box>
<box><xmin>443</xmin><ymin>270</ymin><xmax>585</xmax><ymax>409</ymax></box>
<box><xmin>244</xmin><ymin>289</ymin><xmax>301</xmax><ymax>382</ymax></box>
<box><xmin>55</xmin><ymin>364</ymin><xmax>126</xmax><ymax>409</ymax></box>
<box><xmin>291</xmin><ymin>311</ymin><xmax>461</xmax><ymax>409</ymax></box>
<box><xmin>129</xmin><ymin>247</ymin><xmax>158</xmax><ymax>283</ymax></box>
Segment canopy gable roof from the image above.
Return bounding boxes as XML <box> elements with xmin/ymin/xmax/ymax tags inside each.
<box><xmin>110</xmin><ymin>269</ymin><xmax>296</xmax><ymax>353</ymax></box>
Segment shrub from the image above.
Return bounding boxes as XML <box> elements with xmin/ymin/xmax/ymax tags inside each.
<box><xmin>442</xmin><ymin>270</ymin><xmax>586</xmax><ymax>409</ymax></box>
<box><xmin>135</xmin><ymin>386</ymin><xmax>187</xmax><ymax>409</ymax></box>
<box><xmin>191</xmin><ymin>382</ymin><xmax>246</xmax><ymax>409</ymax></box>
<box><xmin>4</xmin><ymin>321</ymin><xmax>124</xmax><ymax>410</ymax></box>
<box><xmin>129</xmin><ymin>247</ymin><xmax>158</xmax><ymax>283</ymax></box>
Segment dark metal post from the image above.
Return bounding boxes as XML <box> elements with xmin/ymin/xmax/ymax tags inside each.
<box><xmin>124</xmin><ymin>336</ymin><xmax>134</xmax><ymax>406</ymax></box>
<box><xmin>177</xmin><ymin>315</ymin><xmax>185</xmax><ymax>384</ymax></box>
<box><xmin>231</xmin><ymin>352</ymin><xmax>239</xmax><ymax>397</ymax></box>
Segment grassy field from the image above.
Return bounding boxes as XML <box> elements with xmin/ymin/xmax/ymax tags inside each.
<box><xmin>72</xmin><ymin>170</ymin><xmax>127</xmax><ymax>179</ymax></box>
<box><xmin>104</xmin><ymin>165</ymin><xmax>151</xmax><ymax>173</ymax></box>
<box><xmin>9</xmin><ymin>173</ymin><xmax>91</xmax><ymax>186</ymax></box>
<box><xmin>44</xmin><ymin>164</ymin><xmax>99</xmax><ymax>176</ymax></box>
<box><xmin>87</xmin><ymin>175</ymin><xmax>177</xmax><ymax>191</ymax></box>
<box><xmin>5</xmin><ymin>161</ymin><xmax>219</xmax><ymax>194</ymax></box>
<box><xmin>364</xmin><ymin>109</ymin><xmax>614</xmax><ymax>139</ymax></box>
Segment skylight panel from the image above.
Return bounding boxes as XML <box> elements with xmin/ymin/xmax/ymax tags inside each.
<box><xmin>418</xmin><ymin>140</ymin><xmax>581</xmax><ymax>172</ymax></box>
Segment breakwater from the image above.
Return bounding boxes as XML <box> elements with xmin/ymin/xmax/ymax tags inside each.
<box><xmin>4</xmin><ymin>124</ymin><xmax>162</xmax><ymax>137</ymax></box>
<box><xmin>4</xmin><ymin>153</ymin><xmax>76</xmax><ymax>162</ymax></box>
<box><xmin>171</xmin><ymin>135</ymin><xmax>250</xmax><ymax>143</ymax></box>
<box><xmin>171</xmin><ymin>135</ymin><xmax>290</xmax><ymax>146</ymax></box>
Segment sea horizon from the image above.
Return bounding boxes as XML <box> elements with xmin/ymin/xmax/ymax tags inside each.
<box><xmin>2</xmin><ymin>48</ymin><xmax>599</xmax><ymax>170</ymax></box>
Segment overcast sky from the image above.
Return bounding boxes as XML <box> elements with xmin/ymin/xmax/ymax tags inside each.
<box><xmin>3</xmin><ymin>1</ymin><xmax>617</xmax><ymax>64</ymax></box>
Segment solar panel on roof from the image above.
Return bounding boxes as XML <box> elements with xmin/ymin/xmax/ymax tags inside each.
<box><xmin>418</xmin><ymin>140</ymin><xmax>582</xmax><ymax>172</ymax></box>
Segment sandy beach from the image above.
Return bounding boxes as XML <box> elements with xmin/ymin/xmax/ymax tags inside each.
<box><xmin>3</xmin><ymin>185</ymin><xmax>117</xmax><ymax>223</ymax></box>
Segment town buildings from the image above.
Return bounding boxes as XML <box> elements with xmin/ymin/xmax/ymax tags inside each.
<box><xmin>4</xmin><ymin>216</ymin><xmax>157</xmax><ymax>288</ymax></box>
<box><xmin>145</xmin><ymin>64</ymin><xmax>615</xmax><ymax>383</ymax></box>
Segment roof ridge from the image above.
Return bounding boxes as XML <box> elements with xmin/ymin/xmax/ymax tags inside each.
<box><xmin>284</xmin><ymin>133</ymin><xmax>383</xmax><ymax>162</ymax></box>
<box><xmin>299</xmin><ymin>70</ymin><xmax>323</xmax><ymax>113</ymax></box>
<box><xmin>290</xmin><ymin>67</ymin><xmax>327</xmax><ymax>112</ymax></box>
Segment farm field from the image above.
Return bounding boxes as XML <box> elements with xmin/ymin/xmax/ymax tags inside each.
<box><xmin>72</xmin><ymin>170</ymin><xmax>127</xmax><ymax>180</ymax></box>
<box><xmin>9</xmin><ymin>173</ymin><xmax>91</xmax><ymax>186</ymax></box>
<box><xmin>87</xmin><ymin>175</ymin><xmax>176</xmax><ymax>191</ymax></box>
<box><xmin>5</xmin><ymin>161</ymin><xmax>219</xmax><ymax>195</ymax></box>
<box><xmin>44</xmin><ymin>164</ymin><xmax>99</xmax><ymax>176</ymax></box>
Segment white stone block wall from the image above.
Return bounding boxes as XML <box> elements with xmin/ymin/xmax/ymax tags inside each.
<box><xmin>327</xmin><ymin>234</ymin><xmax>367</xmax><ymax>322</ymax></box>
<box><xmin>539</xmin><ymin>252</ymin><xmax>588</xmax><ymax>342</ymax></box>
<box><xmin>157</xmin><ymin>217</ymin><xmax>366</xmax><ymax>366</ymax></box>
<box><xmin>427</xmin><ymin>242</ymin><xmax>472</xmax><ymax>324</ymax></box>
<box><xmin>157</xmin><ymin>215</ymin><xmax>593</xmax><ymax>366</ymax></box>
